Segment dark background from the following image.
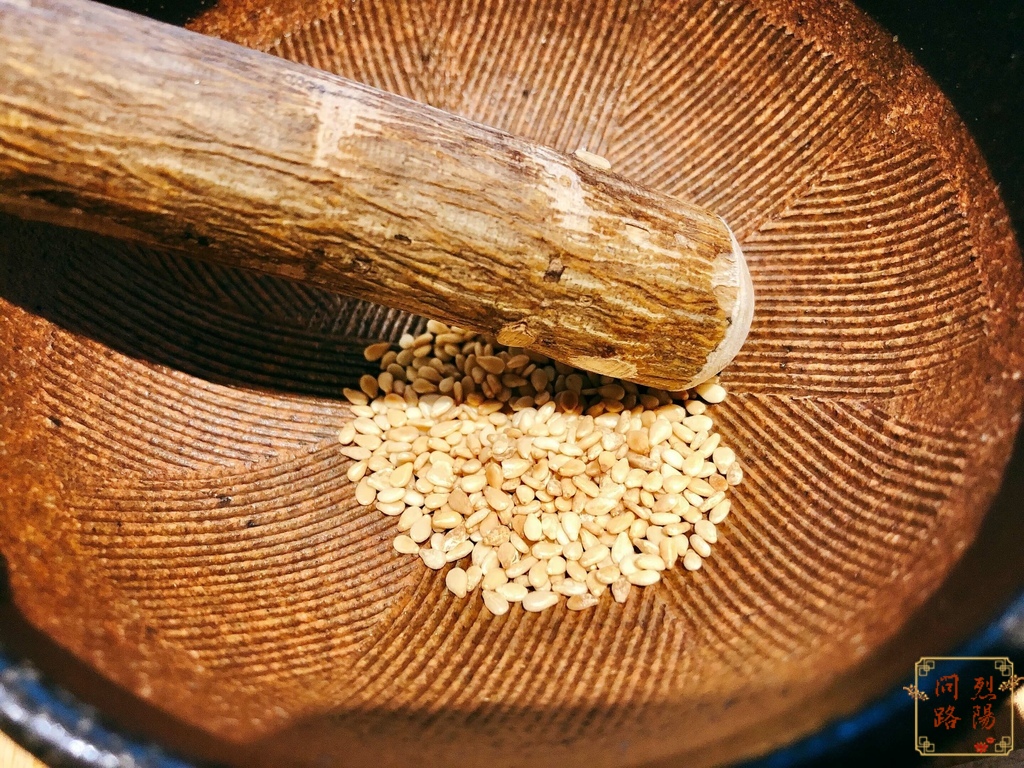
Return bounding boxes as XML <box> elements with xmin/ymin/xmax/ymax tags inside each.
<box><xmin>11</xmin><ymin>0</ymin><xmax>1024</xmax><ymax>765</ymax></box>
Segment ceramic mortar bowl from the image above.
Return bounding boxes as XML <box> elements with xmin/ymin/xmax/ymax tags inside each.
<box><xmin>0</xmin><ymin>0</ymin><xmax>1022</xmax><ymax>765</ymax></box>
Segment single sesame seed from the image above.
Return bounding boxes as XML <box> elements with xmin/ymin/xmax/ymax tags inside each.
<box><xmin>446</xmin><ymin>567</ymin><xmax>469</xmax><ymax>598</ymax></box>
<box><xmin>689</xmin><ymin>534</ymin><xmax>712</xmax><ymax>558</ymax></box>
<box><xmin>481</xmin><ymin>567</ymin><xmax>508</xmax><ymax>590</ymax></box>
<box><xmin>709</xmin><ymin>499</ymin><xmax>731</xmax><ymax>524</ymax></box>
<box><xmin>393</xmin><ymin>535</ymin><xmax>418</xmax><ymax>554</ymax></box>
<box><xmin>496</xmin><ymin>582</ymin><xmax>529</xmax><ymax>602</ymax></box>
<box><xmin>611</xmin><ymin>577</ymin><xmax>631</xmax><ymax>603</ymax></box>
<box><xmin>694</xmin><ymin>519</ymin><xmax>718</xmax><ymax>544</ymax></box>
<box><xmin>522</xmin><ymin>590</ymin><xmax>559</xmax><ymax>612</ymax></box>
<box><xmin>627</xmin><ymin>569</ymin><xmax>661</xmax><ymax>586</ymax></box>
<box><xmin>346</xmin><ymin>460</ymin><xmax>368</xmax><ymax>483</ymax></box>
<box><xmin>695</xmin><ymin>381</ymin><xmax>727</xmax><ymax>404</ymax></box>
<box><xmin>567</xmin><ymin>593</ymin><xmax>599</xmax><ymax>611</ymax></box>
<box><xmin>482</xmin><ymin>590</ymin><xmax>510</xmax><ymax>616</ymax></box>
<box><xmin>572</xmin><ymin>148</ymin><xmax>612</xmax><ymax>170</ymax></box>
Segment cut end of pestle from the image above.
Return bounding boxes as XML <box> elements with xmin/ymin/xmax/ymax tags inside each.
<box><xmin>680</xmin><ymin>222</ymin><xmax>754</xmax><ymax>390</ymax></box>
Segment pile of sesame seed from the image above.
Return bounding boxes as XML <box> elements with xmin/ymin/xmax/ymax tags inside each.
<box><xmin>339</xmin><ymin>320</ymin><xmax>742</xmax><ymax>615</ymax></box>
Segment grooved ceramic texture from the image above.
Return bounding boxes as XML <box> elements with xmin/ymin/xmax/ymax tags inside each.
<box><xmin>0</xmin><ymin>0</ymin><xmax>1021</xmax><ymax>766</ymax></box>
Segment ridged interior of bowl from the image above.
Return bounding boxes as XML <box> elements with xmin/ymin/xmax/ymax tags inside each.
<box><xmin>0</xmin><ymin>0</ymin><xmax>1022</xmax><ymax>766</ymax></box>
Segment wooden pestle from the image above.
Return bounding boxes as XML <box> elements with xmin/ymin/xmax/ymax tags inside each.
<box><xmin>0</xmin><ymin>0</ymin><xmax>753</xmax><ymax>390</ymax></box>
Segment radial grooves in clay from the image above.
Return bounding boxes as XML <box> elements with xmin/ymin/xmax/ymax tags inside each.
<box><xmin>611</xmin><ymin>0</ymin><xmax>874</xmax><ymax>235</ymax></box>
<box><xmin>73</xmin><ymin>451</ymin><xmax>415</xmax><ymax>671</ymax></box>
<box><xmin>149</xmin><ymin>247</ymin><xmax>326</xmax><ymax>321</ymax></box>
<box><xmin>271</xmin><ymin>1</ymin><xmax>433</xmax><ymax>102</ymax></box>
<box><xmin>439</xmin><ymin>0</ymin><xmax>644</xmax><ymax>151</ymax></box>
<box><xmin>58</xmin><ymin>265</ymin><xmax>367</xmax><ymax>388</ymax></box>
<box><xmin>654</xmin><ymin>395</ymin><xmax>968</xmax><ymax>657</ymax></box>
<box><xmin>40</xmin><ymin>340</ymin><xmax>348</xmax><ymax>472</ymax></box>
<box><xmin>336</xmin><ymin>572</ymin><xmax>682</xmax><ymax>746</ymax></box>
<box><xmin>728</xmin><ymin>140</ymin><xmax>985</xmax><ymax>395</ymax></box>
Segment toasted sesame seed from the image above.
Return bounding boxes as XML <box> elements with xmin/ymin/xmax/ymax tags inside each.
<box><xmin>343</xmin><ymin>388</ymin><xmax>369</xmax><ymax>406</ymax></box>
<box><xmin>363</xmin><ymin>341</ymin><xmax>392</xmax><ymax>361</ymax></box>
<box><xmin>567</xmin><ymin>593</ymin><xmax>599</xmax><ymax>610</ymax></box>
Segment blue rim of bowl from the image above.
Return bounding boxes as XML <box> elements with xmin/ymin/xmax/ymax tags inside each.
<box><xmin>2</xmin><ymin>590</ymin><xmax>1023</xmax><ymax>768</ymax></box>
<box><xmin>0</xmin><ymin>643</ymin><xmax>192</xmax><ymax>768</ymax></box>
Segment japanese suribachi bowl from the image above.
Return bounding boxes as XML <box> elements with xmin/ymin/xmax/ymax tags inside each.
<box><xmin>1</xmin><ymin>0</ymin><xmax>1022</xmax><ymax>765</ymax></box>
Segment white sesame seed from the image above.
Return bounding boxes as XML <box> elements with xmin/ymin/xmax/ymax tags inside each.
<box><xmin>694</xmin><ymin>519</ymin><xmax>718</xmax><ymax>544</ymax></box>
<box><xmin>346</xmin><ymin>460</ymin><xmax>368</xmax><ymax>483</ymax></box>
<box><xmin>389</xmin><ymin>532</ymin><xmax>418</xmax><ymax>554</ymax></box>
<box><xmin>522</xmin><ymin>591</ymin><xmax>559</xmax><ymax>612</ymax></box>
<box><xmin>627</xmin><ymin>569</ymin><xmax>661</xmax><ymax>586</ymax></box>
<box><xmin>694</xmin><ymin>381</ymin><xmax>727</xmax><ymax>404</ymax></box>
<box><xmin>409</xmin><ymin>515</ymin><xmax>432</xmax><ymax>543</ymax></box>
<box><xmin>709</xmin><ymin>499</ymin><xmax>731</xmax><ymax>524</ymax></box>
<box><xmin>611</xmin><ymin>577</ymin><xmax>631</xmax><ymax>603</ymax></box>
<box><xmin>341</xmin><ymin>446</ymin><xmax>373</xmax><ymax>462</ymax></box>
<box><xmin>355</xmin><ymin>480</ymin><xmax>376</xmax><ymax>506</ymax></box>
<box><xmin>689</xmin><ymin>534</ymin><xmax>712</xmax><ymax>558</ymax></box>
<box><xmin>465</xmin><ymin>565</ymin><xmax>483</xmax><ymax>591</ymax></box>
<box><xmin>635</xmin><ymin>554</ymin><xmax>666</xmax><ymax>571</ymax></box>
<box><xmin>565</xmin><ymin>556</ymin><xmax>588</xmax><ymax>579</ymax></box>
<box><xmin>726</xmin><ymin>462</ymin><xmax>744</xmax><ymax>485</ymax></box>
<box><xmin>482</xmin><ymin>590</ymin><xmax>510</xmax><ymax>616</ymax></box>
<box><xmin>572</xmin><ymin>148</ymin><xmax>612</xmax><ymax>170</ymax></box>
<box><xmin>496</xmin><ymin>582</ymin><xmax>528</xmax><ymax>602</ymax></box>
<box><xmin>421</xmin><ymin>548</ymin><xmax>447</xmax><ymax>569</ymax></box>
<box><xmin>505</xmin><ymin>555</ymin><xmax>537</xmax><ymax>579</ymax></box>
<box><xmin>554</xmin><ymin>578</ymin><xmax>589</xmax><ymax>596</ymax></box>
<box><xmin>481</xmin><ymin>567</ymin><xmax>508</xmax><ymax>590</ymax></box>
<box><xmin>446</xmin><ymin>540</ymin><xmax>473</xmax><ymax>562</ymax></box>
<box><xmin>580</xmin><ymin>545</ymin><xmax>610</xmax><ymax>569</ymax></box>
<box><xmin>446</xmin><ymin>567</ymin><xmax>469</xmax><ymax>598</ymax></box>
